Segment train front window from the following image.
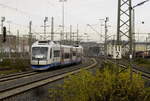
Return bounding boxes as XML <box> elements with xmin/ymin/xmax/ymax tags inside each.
<box><xmin>32</xmin><ymin>47</ymin><xmax>48</xmax><ymax>60</ymax></box>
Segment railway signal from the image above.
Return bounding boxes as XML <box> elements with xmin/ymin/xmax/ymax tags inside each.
<box><xmin>3</xmin><ymin>26</ymin><xmax>6</xmax><ymax>43</ymax></box>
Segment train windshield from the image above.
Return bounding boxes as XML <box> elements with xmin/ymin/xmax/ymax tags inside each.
<box><xmin>32</xmin><ymin>47</ymin><xmax>48</xmax><ymax>60</ymax></box>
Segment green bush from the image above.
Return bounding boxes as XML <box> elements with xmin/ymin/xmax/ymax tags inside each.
<box><xmin>0</xmin><ymin>59</ymin><xmax>12</xmax><ymax>67</ymax></box>
<box><xmin>11</xmin><ymin>58</ymin><xmax>30</xmax><ymax>71</ymax></box>
<box><xmin>0</xmin><ymin>58</ymin><xmax>30</xmax><ymax>71</ymax></box>
<box><xmin>49</xmin><ymin>68</ymin><xmax>150</xmax><ymax>101</ymax></box>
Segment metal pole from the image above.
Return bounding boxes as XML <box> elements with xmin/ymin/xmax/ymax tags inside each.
<box><xmin>62</xmin><ymin>1</ymin><xmax>65</xmax><ymax>43</ymax></box>
<box><xmin>1</xmin><ymin>17</ymin><xmax>5</xmax><ymax>61</ymax></box>
<box><xmin>117</xmin><ymin>0</ymin><xmax>121</xmax><ymax>45</ymax></box>
<box><xmin>100</xmin><ymin>22</ymin><xmax>103</xmax><ymax>43</ymax></box>
<box><xmin>77</xmin><ymin>24</ymin><xmax>79</xmax><ymax>46</ymax></box>
<box><xmin>129</xmin><ymin>0</ymin><xmax>133</xmax><ymax>81</ymax></box>
<box><xmin>51</xmin><ymin>17</ymin><xmax>54</xmax><ymax>41</ymax></box>
<box><xmin>104</xmin><ymin>17</ymin><xmax>108</xmax><ymax>57</ymax></box>
<box><xmin>17</xmin><ymin>30</ymin><xmax>19</xmax><ymax>53</ymax></box>
<box><xmin>70</xmin><ymin>25</ymin><xmax>72</xmax><ymax>45</ymax></box>
<box><xmin>8</xmin><ymin>23</ymin><xmax>11</xmax><ymax>58</ymax></box>
<box><xmin>43</xmin><ymin>17</ymin><xmax>48</xmax><ymax>40</ymax></box>
<box><xmin>132</xmin><ymin>9</ymin><xmax>136</xmax><ymax>58</ymax></box>
<box><xmin>146</xmin><ymin>37</ymin><xmax>148</xmax><ymax>51</ymax></box>
<box><xmin>44</xmin><ymin>19</ymin><xmax>46</xmax><ymax>40</ymax></box>
<box><xmin>1</xmin><ymin>18</ymin><xmax>4</xmax><ymax>34</ymax></box>
<box><xmin>73</xmin><ymin>32</ymin><xmax>74</xmax><ymax>46</ymax></box>
<box><xmin>29</xmin><ymin>21</ymin><xmax>32</xmax><ymax>55</ymax></box>
<box><xmin>22</xmin><ymin>36</ymin><xmax>25</xmax><ymax>58</ymax></box>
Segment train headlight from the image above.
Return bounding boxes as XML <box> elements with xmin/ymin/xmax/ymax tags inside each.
<box><xmin>35</xmin><ymin>55</ymin><xmax>44</xmax><ymax>59</ymax></box>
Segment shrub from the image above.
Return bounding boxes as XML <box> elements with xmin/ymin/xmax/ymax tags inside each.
<box><xmin>49</xmin><ymin>68</ymin><xmax>149</xmax><ymax>101</ymax></box>
<box><xmin>11</xmin><ymin>58</ymin><xmax>30</xmax><ymax>71</ymax></box>
<box><xmin>0</xmin><ymin>58</ymin><xmax>30</xmax><ymax>71</ymax></box>
<box><xmin>0</xmin><ymin>59</ymin><xmax>12</xmax><ymax>67</ymax></box>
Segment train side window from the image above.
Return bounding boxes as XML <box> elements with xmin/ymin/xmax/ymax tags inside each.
<box><xmin>64</xmin><ymin>53</ymin><xmax>69</xmax><ymax>59</ymax></box>
<box><xmin>73</xmin><ymin>52</ymin><xmax>76</xmax><ymax>56</ymax></box>
<box><xmin>54</xmin><ymin>50</ymin><xmax>60</xmax><ymax>57</ymax></box>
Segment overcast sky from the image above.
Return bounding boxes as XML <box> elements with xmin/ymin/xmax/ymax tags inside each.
<box><xmin>0</xmin><ymin>0</ymin><xmax>150</xmax><ymax>42</ymax></box>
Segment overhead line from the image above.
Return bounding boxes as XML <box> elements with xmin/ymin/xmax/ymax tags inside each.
<box><xmin>133</xmin><ymin>0</ymin><xmax>150</xmax><ymax>8</ymax></box>
<box><xmin>0</xmin><ymin>3</ymin><xmax>43</xmax><ymax>18</ymax></box>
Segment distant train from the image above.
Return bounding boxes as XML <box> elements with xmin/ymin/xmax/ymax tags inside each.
<box><xmin>31</xmin><ymin>40</ymin><xmax>83</xmax><ymax>70</ymax></box>
<box><xmin>135</xmin><ymin>51</ymin><xmax>150</xmax><ymax>58</ymax></box>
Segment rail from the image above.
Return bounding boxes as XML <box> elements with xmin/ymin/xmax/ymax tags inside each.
<box><xmin>106</xmin><ymin>59</ymin><xmax>150</xmax><ymax>80</ymax></box>
<box><xmin>0</xmin><ymin>58</ymin><xmax>97</xmax><ymax>100</ymax></box>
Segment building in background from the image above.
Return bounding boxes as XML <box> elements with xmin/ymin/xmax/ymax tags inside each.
<box><xmin>0</xmin><ymin>34</ymin><xmax>36</xmax><ymax>53</ymax></box>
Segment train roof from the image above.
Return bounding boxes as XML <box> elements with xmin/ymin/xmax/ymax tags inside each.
<box><xmin>32</xmin><ymin>40</ymin><xmax>59</xmax><ymax>47</ymax></box>
<box><xmin>32</xmin><ymin>40</ymin><xmax>83</xmax><ymax>49</ymax></box>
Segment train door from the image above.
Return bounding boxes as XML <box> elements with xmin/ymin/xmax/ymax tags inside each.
<box><xmin>76</xmin><ymin>47</ymin><xmax>78</xmax><ymax>62</ymax></box>
<box><xmin>53</xmin><ymin>48</ymin><xmax>61</xmax><ymax>65</ymax></box>
<box><xmin>61</xmin><ymin>47</ymin><xmax>64</xmax><ymax>64</ymax></box>
<box><xmin>72</xmin><ymin>47</ymin><xmax>76</xmax><ymax>63</ymax></box>
<box><xmin>70</xmin><ymin>47</ymin><xmax>73</xmax><ymax>63</ymax></box>
<box><xmin>48</xmin><ymin>48</ymin><xmax>52</xmax><ymax>64</ymax></box>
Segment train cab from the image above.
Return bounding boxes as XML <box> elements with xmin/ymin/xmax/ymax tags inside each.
<box><xmin>31</xmin><ymin>41</ymin><xmax>61</xmax><ymax>70</ymax></box>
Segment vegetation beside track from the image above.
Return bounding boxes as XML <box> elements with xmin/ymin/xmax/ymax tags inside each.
<box><xmin>134</xmin><ymin>58</ymin><xmax>150</xmax><ymax>71</ymax></box>
<box><xmin>0</xmin><ymin>58</ymin><xmax>30</xmax><ymax>75</ymax></box>
<box><xmin>49</xmin><ymin>62</ymin><xmax>150</xmax><ymax>101</ymax></box>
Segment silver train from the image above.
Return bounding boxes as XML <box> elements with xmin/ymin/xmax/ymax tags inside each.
<box><xmin>31</xmin><ymin>40</ymin><xmax>83</xmax><ymax>70</ymax></box>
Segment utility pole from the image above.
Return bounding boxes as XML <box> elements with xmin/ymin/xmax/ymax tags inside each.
<box><xmin>22</xmin><ymin>35</ymin><xmax>25</xmax><ymax>58</ymax></box>
<box><xmin>17</xmin><ymin>30</ymin><xmax>20</xmax><ymax>53</ymax></box>
<box><xmin>117</xmin><ymin>0</ymin><xmax>121</xmax><ymax>45</ymax></box>
<box><xmin>72</xmin><ymin>32</ymin><xmax>75</xmax><ymax>46</ymax></box>
<box><xmin>117</xmin><ymin>0</ymin><xmax>150</xmax><ymax>81</ymax></box>
<box><xmin>117</xmin><ymin>0</ymin><xmax>132</xmax><ymax>81</ymax></box>
<box><xmin>1</xmin><ymin>17</ymin><xmax>5</xmax><ymax>35</ymax></box>
<box><xmin>51</xmin><ymin>17</ymin><xmax>54</xmax><ymax>41</ymax></box>
<box><xmin>8</xmin><ymin>22</ymin><xmax>11</xmax><ymax>58</ymax></box>
<box><xmin>59</xmin><ymin>0</ymin><xmax>67</xmax><ymax>44</ymax></box>
<box><xmin>29</xmin><ymin>21</ymin><xmax>32</xmax><ymax>55</ymax></box>
<box><xmin>104</xmin><ymin>17</ymin><xmax>109</xmax><ymax>57</ymax></box>
<box><xmin>129</xmin><ymin>0</ymin><xmax>133</xmax><ymax>81</ymax></box>
<box><xmin>132</xmin><ymin>9</ymin><xmax>136</xmax><ymax>58</ymax></box>
<box><xmin>0</xmin><ymin>17</ymin><xmax>5</xmax><ymax>61</ymax></box>
<box><xmin>77</xmin><ymin>24</ymin><xmax>79</xmax><ymax>46</ymax></box>
<box><xmin>62</xmin><ymin>0</ymin><xmax>65</xmax><ymax>41</ymax></box>
<box><xmin>146</xmin><ymin>37</ymin><xmax>148</xmax><ymax>51</ymax></box>
<box><xmin>41</xmin><ymin>17</ymin><xmax>49</xmax><ymax>40</ymax></box>
<box><xmin>70</xmin><ymin>25</ymin><xmax>72</xmax><ymax>45</ymax></box>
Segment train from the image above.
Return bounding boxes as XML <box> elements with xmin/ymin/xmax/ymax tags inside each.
<box><xmin>135</xmin><ymin>51</ymin><xmax>150</xmax><ymax>58</ymax></box>
<box><xmin>31</xmin><ymin>40</ymin><xmax>83</xmax><ymax>70</ymax></box>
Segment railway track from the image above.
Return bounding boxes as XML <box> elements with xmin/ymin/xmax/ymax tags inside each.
<box><xmin>0</xmin><ymin>71</ymin><xmax>38</xmax><ymax>82</ymax></box>
<box><xmin>106</xmin><ymin>59</ymin><xmax>150</xmax><ymax>80</ymax></box>
<box><xmin>0</xmin><ymin>58</ymin><xmax>97</xmax><ymax>100</ymax></box>
<box><xmin>0</xmin><ymin>70</ymin><xmax>34</xmax><ymax>79</ymax></box>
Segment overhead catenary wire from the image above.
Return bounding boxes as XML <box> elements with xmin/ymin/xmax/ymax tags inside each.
<box><xmin>133</xmin><ymin>0</ymin><xmax>150</xmax><ymax>8</ymax></box>
<box><xmin>0</xmin><ymin>3</ymin><xmax>43</xmax><ymax>19</ymax></box>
